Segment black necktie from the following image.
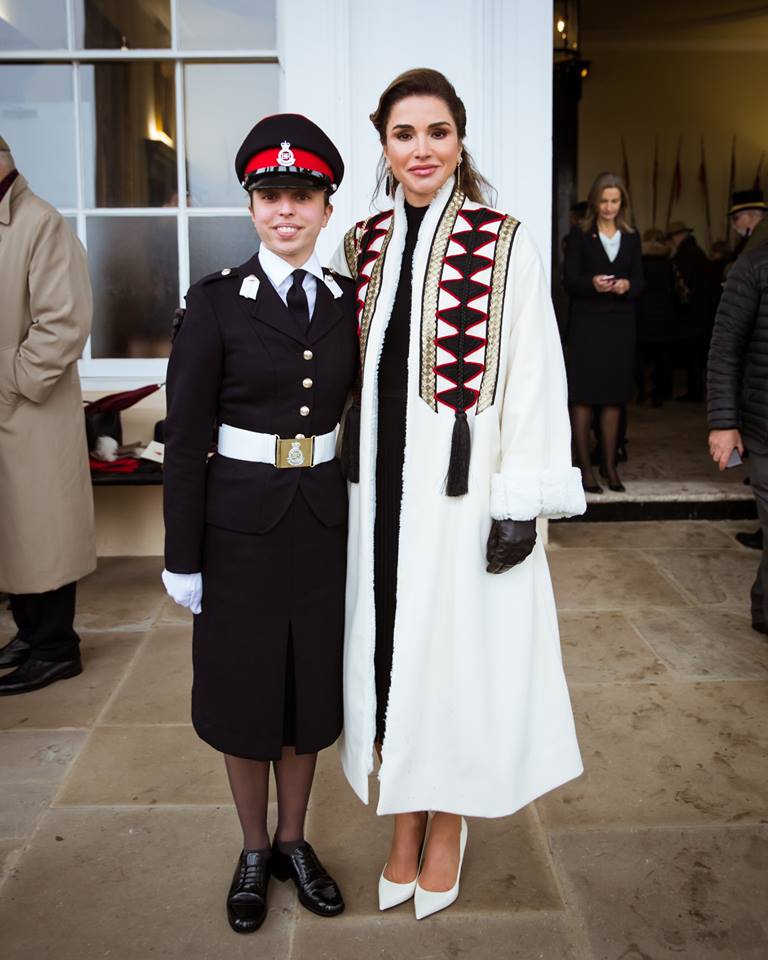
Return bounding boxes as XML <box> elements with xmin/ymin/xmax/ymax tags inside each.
<box><xmin>287</xmin><ymin>269</ymin><xmax>310</xmax><ymax>336</ymax></box>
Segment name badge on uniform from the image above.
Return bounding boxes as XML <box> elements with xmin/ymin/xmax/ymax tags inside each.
<box><xmin>323</xmin><ymin>273</ymin><xmax>343</xmax><ymax>300</ymax></box>
<box><xmin>239</xmin><ymin>274</ymin><xmax>260</xmax><ymax>299</ymax></box>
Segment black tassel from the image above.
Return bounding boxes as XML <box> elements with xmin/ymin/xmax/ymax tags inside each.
<box><xmin>340</xmin><ymin>400</ymin><xmax>361</xmax><ymax>483</ymax></box>
<box><xmin>446</xmin><ymin>410</ymin><xmax>471</xmax><ymax>496</ymax></box>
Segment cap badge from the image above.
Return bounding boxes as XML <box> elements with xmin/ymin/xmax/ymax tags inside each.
<box><xmin>277</xmin><ymin>141</ymin><xmax>296</xmax><ymax>166</ymax></box>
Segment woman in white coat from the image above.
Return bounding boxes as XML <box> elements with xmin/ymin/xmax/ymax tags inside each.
<box><xmin>331</xmin><ymin>68</ymin><xmax>585</xmax><ymax>919</ymax></box>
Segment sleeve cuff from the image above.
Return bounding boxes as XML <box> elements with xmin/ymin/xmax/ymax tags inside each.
<box><xmin>491</xmin><ymin>467</ymin><xmax>587</xmax><ymax>521</ymax></box>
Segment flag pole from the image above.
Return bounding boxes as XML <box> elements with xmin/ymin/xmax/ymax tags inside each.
<box><xmin>665</xmin><ymin>137</ymin><xmax>682</xmax><ymax>229</ymax></box>
<box><xmin>651</xmin><ymin>135</ymin><xmax>659</xmax><ymax>229</ymax></box>
<box><xmin>700</xmin><ymin>137</ymin><xmax>712</xmax><ymax>253</ymax></box>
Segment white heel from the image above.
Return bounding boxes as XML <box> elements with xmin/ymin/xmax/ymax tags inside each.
<box><xmin>378</xmin><ymin>868</ymin><xmax>418</xmax><ymax>911</ymax></box>
<box><xmin>414</xmin><ymin>817</ymin><xmax>467</xmax><ymax>920</ymax></box>
<box><xmin>379</xmin><ymin>828</ymin><xmax>427</xmax><ymax>911</ymax></box>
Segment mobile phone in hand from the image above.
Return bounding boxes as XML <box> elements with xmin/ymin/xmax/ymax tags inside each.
<box><xmin>726</xmin><ymin>448</ymin><xmax>743</xmax><ymax>468</ymax></box>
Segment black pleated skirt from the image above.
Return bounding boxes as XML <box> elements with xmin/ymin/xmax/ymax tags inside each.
<box><xmin>191</xmin><ymin>490</ymin><xmax>346</xmax><ymax>760</ymax></box>
<box><xmin>374</xmin><ymin>397</ymin><xmax>407</xmax><ymax>743</ymax></box>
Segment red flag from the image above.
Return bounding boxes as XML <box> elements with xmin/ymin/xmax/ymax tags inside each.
<box><xmin>83</xmin><ymin>383</ymin><xmax>162</xmax><ymax>415</ymax></box>
<box><xmin>620</xmin><ymin>135</ymin><xmax>631</xmax><ymax>195</ymax></box>
<box><xmin>754</xmin><ymin>151</ymin><xmax>765</xmax><ymax>191</ymax></box>
<box><xmin>651</xmin><ymin>136</ymin><xmax>659</xmax><ymax>228</ymax></box>
<box><xmin>699</xmin><ymin>137</ymin><xmax>712</xmax><ymax>251</ymax></box>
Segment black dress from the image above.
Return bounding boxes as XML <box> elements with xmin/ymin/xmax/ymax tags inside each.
<box><xmin>564</xmin><ymin>224</ymin><xmax>644</xmax><ymax>404</ymax></box>
<box><xmin>163</xmin><ymin>254</ymin><xmax>358</xmax><ymax>761</ymax></box>
<box><xmin>373</xmin><ymin>201</ymin><xmax>427</xmax><ymax>742</ymax></box>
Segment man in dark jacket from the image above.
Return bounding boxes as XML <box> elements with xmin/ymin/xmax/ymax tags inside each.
<box><xmin>707</xmin><ymin>243</ymin><xmax>768</xmax><ymax>634</ymax></box>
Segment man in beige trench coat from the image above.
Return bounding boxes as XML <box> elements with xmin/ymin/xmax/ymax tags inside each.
<box><xmin>0</xmin><ymin>136</ymin><xmax>96</xmax><ymax>695</ymax></box>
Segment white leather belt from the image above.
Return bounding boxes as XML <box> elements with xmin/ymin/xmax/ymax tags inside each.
<box><xmin>217</xmin><ymin>423</ymin><xmax>336</xmax><ymax>469</ymax></box>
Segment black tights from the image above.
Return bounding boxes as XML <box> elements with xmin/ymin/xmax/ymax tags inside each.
<box><xmin>570</xmin><ymin>403</ymin><xmax>622</xmax><ymax>487</ymax></box>
<box><xmin>224</xmin><ymin>747</ymin><xmax>318</xmax><ymax>852</ymax></box>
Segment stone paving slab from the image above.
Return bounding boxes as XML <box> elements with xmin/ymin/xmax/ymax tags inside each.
<box><xmin>627</xmin><ymin>606</ymin><xmax>768</xmax><ymax>681</ymax></box>
<box><xmin>0</xmin><ymin>631</ymin><xmax>143</xmax><ymax>730</ymax></box>
<box><xmin>551</xmin><ymin>825</ymin><xmax>768</xmax><ymax>960</ymax></box>
<box><xmin>644</xmin><ymin>547</ymin><xmax>758</xmax><ymax>608</ymax></box>
<box><xmin>560</xmin><ymin>611</ymin><xmax>671</xmax><ymax>684</ymax></box>
<box><xmin>56</xmin><ymin>725</ymin><xmax>231</xmax><ymax>806</ymax></box>
<box><xmin>102</xmin><ymin>624</ymin><xmax>192</xmax><ymax>724</ymax></box>
<box><xmin>291</xmin><ymin>912</ymin><xmax>584</xmax><ymax>959</ymax></box>
<box><xmin>548</xmin><ymin>549</ymin><xmax>689</xmax><ymax>610</ymax></box>
<box><xmin>550</xmin><ymin>520</ymin><xmax>743</xmax><ymax>551</ymax></box>
<box><xmin>0</xmin><ymin>806</ymin><xmax>295</xmax><ymax>960</ymax></box>
<box><xmin>538</xmin><ymin>682</ymin><xmax>768</xmax><ymax>829</ymax></box>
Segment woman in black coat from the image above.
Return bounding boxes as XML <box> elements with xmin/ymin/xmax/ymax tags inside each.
<box><xmin>564</xmin><ymin>172</ymin><xmax>644</xmax><ymax>492</ymax></box>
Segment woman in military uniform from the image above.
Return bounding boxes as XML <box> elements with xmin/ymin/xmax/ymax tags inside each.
<box><xmin>162</xmin><ymin>114</ymin><xmax>357</xmax><ymax>933</ymax></box>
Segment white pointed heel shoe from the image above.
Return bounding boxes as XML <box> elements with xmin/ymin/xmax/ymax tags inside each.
<box><xmin>414</xmin><ymin>817</ymin><xmax>467</xmax><ymax>920</ymax></box>
<box><xmin>378</xmin><ymin>828</ymin><xmax>427</xmax><ymax>911</ymax></box>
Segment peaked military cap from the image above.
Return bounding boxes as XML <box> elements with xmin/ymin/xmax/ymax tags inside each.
<box><xmin>235</xmin><ymin>113</ymin><xmax>344</xmax><ymax>194</ymax></box>
<box><xmin>728</xmin><ymin>189</ymin><xmax>768</xmax><ymax>216</ymax></box>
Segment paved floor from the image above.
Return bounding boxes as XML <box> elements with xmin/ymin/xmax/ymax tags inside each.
<box><xmin>584</xmin><ymin>400</ymin><xmax>752</xmax><ymax>506</ymax></box>
<box><xmin>1</xmin><ymin>522</ymin><xmax>767</xmax><ymax>959</ymax></box>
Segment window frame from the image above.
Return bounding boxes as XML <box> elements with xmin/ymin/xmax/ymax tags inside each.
<box><xmin>0</xmin><ymin>0</ymin><xmax>279</xmax><ymax>389</ymax></box>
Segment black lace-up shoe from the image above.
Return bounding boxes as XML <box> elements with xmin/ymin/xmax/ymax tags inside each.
<box><xmin>226</xmin><ymin>849</ymin><xmax>271</xmax><ymax>933</ymax></box>
<box><xmin>0</xmin><ymin>635</ymin><xmax>31</xmax><ymax>668</ymax></box>
<box><xmin>271</xmin><ymin>841</ymin><xmax>345</xmax><ymax>917</ymax></box>
<box><xmin>0</xmin><ymin>656</ymin><xmax>82</xmax><ymax>695</ymax></box>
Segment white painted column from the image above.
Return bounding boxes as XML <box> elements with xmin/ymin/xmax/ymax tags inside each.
<box><xmin>278</xmin><ymin>0</ymin><xmax>553</xmax><ymax>270</ymax></box>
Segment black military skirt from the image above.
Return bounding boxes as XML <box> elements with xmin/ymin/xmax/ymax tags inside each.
<box><xmin>191</xmin><ymin>490</ymin><xmax>346</xmax><ymax>760</ymax></box>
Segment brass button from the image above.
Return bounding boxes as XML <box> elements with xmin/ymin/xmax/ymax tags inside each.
<box><xmin>220</xmin><ymin>267</ymin><xmax>231</xmax><ymax>276</ymax></box>
<box><xmin>299</xmin><ymin>406</ymin><xmax>310</xmax><ymax>417</ymax></box>
<box><xmin>303</xmin><ymin>349</ymin><xmax>313</xmax><ymax>360</ymax></box>
<box><xmin>302</xmin><ymin>378</ymin><xmax>313</xmax><ymax>389</ymax></box>
<box><xmin>295</xmin><ymin>433</ymin><xmax>305</xmax><ymax>440</ymax></box>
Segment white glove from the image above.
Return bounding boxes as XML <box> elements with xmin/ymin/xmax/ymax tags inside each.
<box><xmin>161</xmin><ymin>569</ymin><xmax>202</xmax><ymax>615</ymax></box>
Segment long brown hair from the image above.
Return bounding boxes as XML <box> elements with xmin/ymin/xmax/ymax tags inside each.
<box><xmin>580</xmin><ymin>172</ymin><xmax>635</xmax><ymax>233</ymax></box>
<box><xmin>369</xmin><ymin>68</ymin><xmax>494</xmax><ymax>206</ymax></box>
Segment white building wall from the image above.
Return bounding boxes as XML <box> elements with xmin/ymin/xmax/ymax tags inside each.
<box><xmin>279</xmin><ymin>0</ymin><xmax>553</xmax><ymax>271</ymax></box>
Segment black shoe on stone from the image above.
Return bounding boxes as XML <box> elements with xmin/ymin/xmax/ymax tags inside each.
<box><xmin>736</xmin><ymin>530</ymin><xmax>763</xmax><ymax>551</ymax></box>
<box><xmin>0</xmin><ymin>634</ymin><xmax>32</xmax><ymax>668</ymax></box>
<box><xmin>271</xmin><ymin>840</ymin><xmax>344</xmax><ymax>917</ymax></box>
<box><xmin>0</xmin><ymin>656</ymin><xmax>82</xmax><ymax>695</ymax></box>
<box><xmin>227</xmin><ymin>849</ymin><xmax>271</xmax><ymax>934</ymax></box>
<box><xmin>751</xmin><ymin>621</ymin><xmax>768</xmax><ymax>637</ymax></box>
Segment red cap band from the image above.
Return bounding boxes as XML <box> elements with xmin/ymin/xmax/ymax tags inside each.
<box><xmin>245</xmin><ymin>146</ymin><xmax>334</xmax><ymax>182</ymax></box>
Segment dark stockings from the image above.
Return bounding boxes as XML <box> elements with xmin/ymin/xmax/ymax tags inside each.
<box><xmin>571</xmin><ymin>403</ymin><xmax>623</xmax><ymax>488</ymax></box>
<box><xmin>571</xmin><ymin>404</ymin><xmax>598</xmax><ymax>488</ymax></box>
<box><xmin>224</xmin><ymin>747</ymin><xmax>318</xmax><ymax>854</ymax></box>
<box><xmin>598</xmin><ymin>404</ymin><xmax>622</xmax><ymax>485</ymax></box>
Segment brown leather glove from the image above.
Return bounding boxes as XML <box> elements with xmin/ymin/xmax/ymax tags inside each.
<box><xmin>486</xmin><ymin>519</ymin><xmax>537</xmax><ymax>574</ymax></box>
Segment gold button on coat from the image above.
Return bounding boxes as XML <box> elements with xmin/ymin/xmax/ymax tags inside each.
<box><xmin>303</xmin><ymin>349</ymin><xmax>313</xmax><ymax>360</ymax></box>
<box><xmin>303</xmin><ymin>378</ymin><xmax>313</xmax><ymax>388</ymax></box>
<box><xmin>300</xmin><ymin>406</ymin><xmax>310</xmax><ymax>416</ymax></box>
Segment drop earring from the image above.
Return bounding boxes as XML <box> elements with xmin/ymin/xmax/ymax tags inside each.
<box><xmin>384</xmin><ymin>164</ymin><xmax>392</xmax><ymax>197</ymax></box>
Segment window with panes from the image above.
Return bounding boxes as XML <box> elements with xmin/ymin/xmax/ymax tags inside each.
<box><xmin>0</xmin><ymin>0</ymin><xmax>278</xmax><ymax>386</ymax></box>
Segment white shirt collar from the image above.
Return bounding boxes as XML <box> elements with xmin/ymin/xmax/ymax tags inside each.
<box><xmin>257</xmin><ymin>245</ymin><xmax>324</xmax><ymax>290</ymax></box>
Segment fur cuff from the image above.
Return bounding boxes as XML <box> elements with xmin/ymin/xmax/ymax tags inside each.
<box><xmin>490</xmin><ymin>468</ymin><xmax>586</xmax><ymax>521</ymax></box>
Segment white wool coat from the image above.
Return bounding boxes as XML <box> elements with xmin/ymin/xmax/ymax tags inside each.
<box><xmin>331</xmin><ymin>177</ymin><xmax>585</xmax><ymax>817</ymax></box>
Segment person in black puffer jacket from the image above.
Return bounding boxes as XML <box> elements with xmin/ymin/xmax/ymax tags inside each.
<box><xmin>707</xmin><ymin>242</ymin><xmax>768</xmax><ymax>634</ymax></box>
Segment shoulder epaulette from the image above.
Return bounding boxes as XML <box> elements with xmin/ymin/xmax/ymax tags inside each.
<box><xmin>198</xmin><ymin>266</ymin><xmax>239</xmax><ymax>286</ymax></box>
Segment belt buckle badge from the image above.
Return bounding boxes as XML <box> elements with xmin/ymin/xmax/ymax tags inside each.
<box><xmin>276</xmin><ymin>435</ymin><xmax>313</xmax><ymax>468</ymax></box>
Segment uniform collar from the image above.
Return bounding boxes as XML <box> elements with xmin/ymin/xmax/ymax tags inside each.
<box><xmin>257</xmin><ymin>244</ymin><xmax>324</xmax><ymax>290</ymax></box>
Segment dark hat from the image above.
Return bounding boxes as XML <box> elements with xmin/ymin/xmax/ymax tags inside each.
<box><xmin>235</xmin><ymin>113</ymin><xmax>344</xmax><ymax>193</ymax></box>
<box><xmin>728</xmin><ymin>189</ymin><xmax>768</xmax><ymax>216</ymax></box>
<box><xmin>664</xmin><ymin>220</ymin><xmax>693</xmax><ymax>239</ymax></box>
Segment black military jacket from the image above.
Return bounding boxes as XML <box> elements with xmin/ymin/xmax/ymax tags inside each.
<box><xmin>163</xmin><ymin>252</ymin><xmax>358</xmax><ymax>572</ymax></box>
